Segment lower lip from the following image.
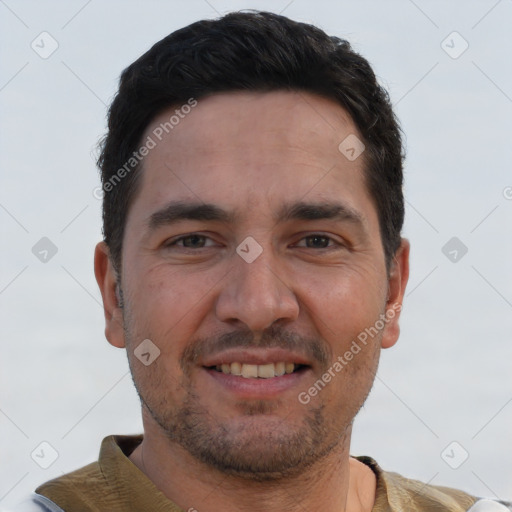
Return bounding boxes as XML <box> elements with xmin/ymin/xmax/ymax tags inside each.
<box><xmin>204</xmin><ymin>367</ymin><xmax>310</xmax><ymax>399</ymax></box>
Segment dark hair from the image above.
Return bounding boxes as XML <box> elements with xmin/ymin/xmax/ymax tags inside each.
<box><xmin>98</xmin><ymin>10</ymin><xmax>404</xmax><ymax>272</ymax></box>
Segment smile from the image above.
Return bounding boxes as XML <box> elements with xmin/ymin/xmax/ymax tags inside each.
<box><xmin>211</xmin><ymin>362</ymin><xmax>307</xmax><ymax>378</ymax></box>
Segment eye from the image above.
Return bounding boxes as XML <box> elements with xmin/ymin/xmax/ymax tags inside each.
<box><xmin>165</xmin><ymin>234</ymin><xmax>215</xmax><ymax>249</ymax></box>
<box><xmin>296</xmin><ymin>234</ymin><xmax>338</xmax><ymax>249</ymax></box>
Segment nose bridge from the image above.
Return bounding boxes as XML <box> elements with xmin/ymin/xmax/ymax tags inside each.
<box><xmin>215</xmin><ymin>243</ymin><xmax>298</xmax><ymax>330</ymax></box>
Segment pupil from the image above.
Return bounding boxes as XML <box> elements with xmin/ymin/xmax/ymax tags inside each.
<box><xmin>185</xmin><ymin>235</ymin><xmax>203</xmax><ymax>247</ymax></box>
<box><xmin>308</xmin><ymin>235</ymin><xmax>328</xmax><ymax>248</ymax></box>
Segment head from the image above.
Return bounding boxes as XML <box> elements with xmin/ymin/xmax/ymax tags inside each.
<box><xmin>95</xmin><ymin>11</ymin><xmax>409</xmax><ymax>480</ymax></box>
<box><xmin>98</xmin><ymin>10</ymin><xmax>404</xmax><ymax>274</ymax></box>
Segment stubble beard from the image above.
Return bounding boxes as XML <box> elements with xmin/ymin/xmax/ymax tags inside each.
<box><xmin>123</xmin><ymin>306</ymin><xmax>380</xmax><ymax>481</ymax></box>
<box><xmin>130</xmin><ymin>362</ymin><xmax>377</xmax><ymax>482</ymax></box>
<box><xmin>143</xmin><ymin>386</ymin><xmax>345</xmax><ymax>481</ymax></box>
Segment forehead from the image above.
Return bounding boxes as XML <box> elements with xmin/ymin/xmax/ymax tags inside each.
<box><xmin>147</xmin><ymin>91</ymin><xmax>359</xmax><ymax>168</ymax></box>
<box><xmin>129</xmin><ymin>90</ymin><xmax>377</xmax><ymax>230</ymax></box>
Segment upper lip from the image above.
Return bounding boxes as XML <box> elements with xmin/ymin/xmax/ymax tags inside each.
<box><xmin>201</xmin><ymin>348</ymin><xmax>313</xmax><ymax>368</ymax></box>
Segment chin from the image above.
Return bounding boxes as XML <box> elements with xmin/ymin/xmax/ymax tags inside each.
<box><xmin>159</xmin><ymin>399</ymin><xmax>344</xmax><ymax>481</ymax></box>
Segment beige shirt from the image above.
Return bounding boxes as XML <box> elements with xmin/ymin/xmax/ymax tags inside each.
<box><xmin>36</xmin><ymin>435</ymin><xmax>480</xmax><ymax>511</ymax></box>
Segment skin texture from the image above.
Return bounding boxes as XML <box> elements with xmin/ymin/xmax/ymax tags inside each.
<box><xmin>95</xmin><ymin>90</ymin><xmax>410</xmax><ymax>512</ymax></box>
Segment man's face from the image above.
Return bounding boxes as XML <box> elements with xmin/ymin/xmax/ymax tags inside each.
<box><xmin>97</xmin><ymin>91</ymin><xmax>408</xmax><ymax>479</ymax></box>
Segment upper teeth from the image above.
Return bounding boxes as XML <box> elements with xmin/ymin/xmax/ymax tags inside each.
<box><xmin>216</xmin><ymin>362</ymin><xmax>296</xmax><ymax>378</ymax></box>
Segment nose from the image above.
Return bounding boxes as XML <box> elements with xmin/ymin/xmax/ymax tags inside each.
<box><xmin>215</xmin><ymin>248</ymin><xmax>299</xmax><ymax>331</ymax></box>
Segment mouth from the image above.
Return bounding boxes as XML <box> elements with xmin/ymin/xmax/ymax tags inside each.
<box><xmin>207</xmin><ymin>362</ymin><xmax>309</xmax><ymax>379</ymax></box>
<box><xmin>199</xmin><ymin>349</ymin><xmax>314</xmax><ymax>398</ymax></box>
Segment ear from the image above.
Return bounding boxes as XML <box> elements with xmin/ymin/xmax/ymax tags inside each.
<box><xmin>381</xmin><ymin>238</ymin><xmax>410</xmax><ymax>349</ymax></box>
<box><xmin>94</xmin><ymin>241</ymin><xmax>126</xmax><ymax>348</ymax></box>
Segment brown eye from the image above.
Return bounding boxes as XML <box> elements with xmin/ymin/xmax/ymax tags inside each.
<box><xmin>303</xmin><ymin>235</ymin><xmax>332</xmax><ymax>248</ymax></box>
<box><xmin>166</xmin><ymin>234</ymin><xmax>213</xmax><ymax>249</ymax></box>
<box><xmin>179</xmin><ymin>235</ymin><xmax>207</xmax><ymax>248</ymax></box>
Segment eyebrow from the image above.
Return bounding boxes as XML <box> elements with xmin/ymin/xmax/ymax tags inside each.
<box><xmin>277</xmin><ymin>201</ymin><xmax>364</xmax><ymax>226</ymax></box>
<box><xmin>148</xmin><ymin>201</ymin><xmax>235</xmax><ymax>230</ymax></box>
<box><xmin>147</xmin><ymin>200</ymin><xmax>364</xmax><ymax>231</ymax></box>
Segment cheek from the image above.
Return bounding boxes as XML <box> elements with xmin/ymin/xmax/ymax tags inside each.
<box><xmin>299</xmin><ymin>266</ymin><xmax>387</xmax><ymax>346</ymax></box>
<box><xmin>122</xmin><ymin>282</ymin><xmax>193</xmax><ymax>405</ymax></box>
<box><xmin>122</xmin><ymin>264</ymin><xmax>219</xmax><ymax>358</ymax></box>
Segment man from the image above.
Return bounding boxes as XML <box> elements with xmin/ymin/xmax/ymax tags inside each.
<box><xmin>13</xmin><ymin>10</ymin><xmax>509</xmax><ymax>512</ymax></box>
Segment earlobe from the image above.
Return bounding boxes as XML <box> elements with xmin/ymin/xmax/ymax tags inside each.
<box><xmin>94</xmin><ymin>242</ymin><xmax>126</xmax><ymax>348</ymax></box>
<box><xmin>381</xmin><ymin>239</ymin><xmax>410</xmax><ymax>349</ymax></box>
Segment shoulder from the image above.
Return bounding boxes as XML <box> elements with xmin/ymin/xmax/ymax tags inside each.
<box><xmin>355</xmin><ymin>456</ymin><xmax>511</xmax><ymax>512</ymax></box>
<box><xmin>1</xmin><ymin>493</ymin><xmax>64</xmax><ymax>512</ymax></box>
<box><xmin>384</xmin><ymin>470</ymin><xmax>511</xmax><ymax>511</ymax></box>
<box><xmin>36</xmin><ymin>460</ymin><xmax>104</xmax><ymax>493</ymax></box>
<box><xmin>32</xmin><ymin>435</ymin><xmax>143</xmax><ymax>511</ymax></box>
<box><xmin>34</xmin><ymin>461</ymin><xmax>106</xmax><ymax>510</ymax></box>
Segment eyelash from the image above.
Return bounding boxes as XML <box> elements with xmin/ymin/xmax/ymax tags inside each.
<box><xmin>165</xmin><ymin>233</ymin><xmax>343</xmax><ymax>250</ymax></box>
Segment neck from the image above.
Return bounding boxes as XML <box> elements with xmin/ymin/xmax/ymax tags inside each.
<box><xmin>129</xmin><ymin>418</ymin><xmax>376</xmax><ymax>512</ymax></box>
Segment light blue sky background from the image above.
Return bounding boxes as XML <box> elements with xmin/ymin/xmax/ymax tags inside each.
<box><xmin>1</xmin><ymin>0</ymin><xmax>511</xmax><ymax>507</ymax></box>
